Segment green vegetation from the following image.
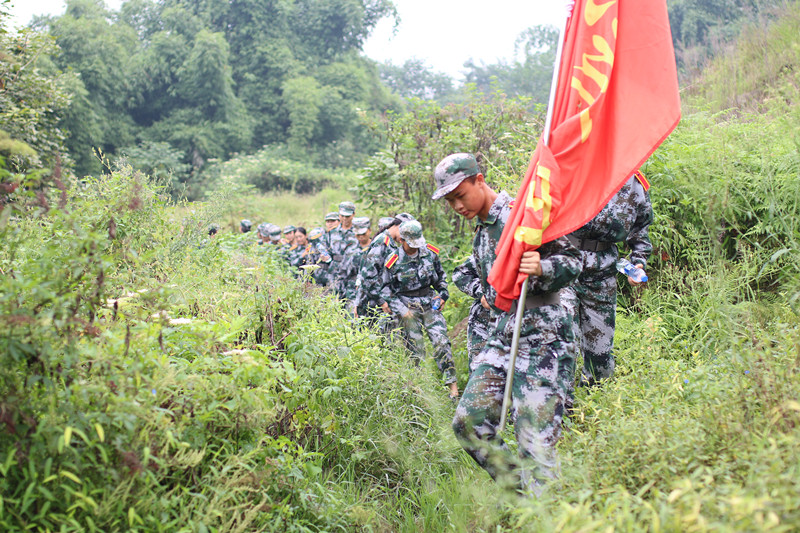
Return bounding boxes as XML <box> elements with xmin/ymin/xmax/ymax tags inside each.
<box><xmin>2</xmin><ymin>1</ymin><xmax>800</xmax><ymax>531</ymax></box>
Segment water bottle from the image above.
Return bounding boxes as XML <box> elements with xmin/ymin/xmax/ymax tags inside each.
<box><xmin>616</xmin><ymin>258</ymin><xmax>648</xmax><ymax>283</ymax></box>
<box><xmin>432</xmin><ymin>298</ymin><xmax>441</xmax><ymax>310</ymax></box>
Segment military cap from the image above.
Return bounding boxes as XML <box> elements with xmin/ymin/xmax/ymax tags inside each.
<box><xmin>324</xmin><ymin>212</ymin><xmax>339</xmax><ymax>221</ymax></box>
<box><xmin>257</xmin><ymin>222</ymin><xmax>270</xmax><ymax>236</ymax></box>
<box><xmin>268</xmin><ymin>224</ymin><xmax>282</xmax><ymax>240</ymax></box>
<box><xmin>282</xmin><ymin>225</ymin><xmax>296</xmax><ymax>234</ymax></box>
<box><xmin>431</xmin><ymin>153</ymin><xmax>481</xmax><ymax>200</ymax></box>
<box><xmin>240</xmin><ymin>219</ymin><xmax>252</xmax><ymax>232</ymax></box>
<box><xmin>393</xmin><ymin>212</ymin><xmax>416</xmax><ymax>226</ymax></box>
<box><xmin>208</xmin><ymin>223</ymin><xmax>219</xmax><ymax>236</ymax></box>
<box><xmin>352</xmin><ymin>216</ymin><xmax>371</xmax><ymax>235</ymax></box>
<box><xmin>399</xmin><ymin>220</ymin><xmax>426</xmax><ymax>249</ymax></box>
<box><xmin>377</xmin><ymin>216</ymin><xmax>394</xmax><ymax>233</ymax></box>
<box><xmin>308</xmin><ymin>227</ymin><xmax>325</xmax><ymax>241</ymax></box>
<box><xmin>338</xmin><ymin>201</ymin><xmax>356</xmax><ymax>216</ymax></box>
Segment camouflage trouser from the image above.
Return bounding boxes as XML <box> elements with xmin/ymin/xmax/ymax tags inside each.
<box><xmin>453</xmin><ymin>304</ymin><xmax>575</xmax><ymax>493</ymax></box>
<box><xmin>466</xmin><ymin>300</ymin><xmax>495</xmax><ymax>371</ymax></box>
<box><xmin>561</xmin><ymin>256</ymin><xmax>617</xmax><ymax>385</ymax></box>
<box><xmin>398</xmin><ymin>300</ymin><xmax>456</xmax><ymax>385</ymax></box>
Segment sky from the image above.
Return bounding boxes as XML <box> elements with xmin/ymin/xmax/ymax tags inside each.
<box><xmin>6</xmin><ymin>0</ymin><xmax>567</xmax><ymax>80</ymax></box>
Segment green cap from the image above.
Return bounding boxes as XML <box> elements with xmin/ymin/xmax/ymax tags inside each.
<box><xmin>324</xmin><ymin>212</ymin><xmax>339</xmax><ymax>221</ymax></box>
<box><xmin>283</xmin><ymin>225</ymin><xmax>296</xmax><ymax>234</ymax></box>
<box><xmin>399</xmin><ymin>220</ymin><xmax>426</xmax><ymax>249</ymax></box>
<box><xmin>338</xmin><ymin>201</ymin><xmax>355</xmax><ymax>216</ymax></box>
<box><xmin>431</xmin><ymin>153</ymin><xmax>480</xmax><ymax>200</ymax></box>
<box><xmin>268</xmin><ymin>224</ymin><xmax>282</xmax><ymax>240</ymax></box>
<box><xmin>352</xmin><ymin>216</ymin><xmax>371</xmax><ymax>235</ymax></box>
<box><xmin>377</xmin><ymin>217</ymin><xmax>394</xmax><ymax>233</ymax></box>
<box><xmin>240</xmin><ymin>219</ymin><xmax>252</xmax><ymax>232</ymax></box>
<box><xmin>257</xmin><ymin>223</ymin><xmax>270</xmax><ymax>236</ymax></box>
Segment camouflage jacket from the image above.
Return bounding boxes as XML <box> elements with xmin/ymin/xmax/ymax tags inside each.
<box><xmin>380</xmin><ymin>244</ymin><xmax>448</xmax><ymax>317</ymax></box>
<box><xmin>568</xmin><ymin>174</ymin><xmax>653</xmax><ymax>269</ymax></box>
<box><xmin>340</xmin><ymin>245</ymin><xmax>368</xmax><ymax>301</ymax></box>
<box><xmin>456</xmin><ymin>191</ymin><xmax>581</xmax><ymax>311</ymax></box>
<box><xmin>356</xmin><ymin>231</ymin><xmax>397</xmax><ymax>308</ymax></box>
<box><xmin>324</xmin><ymin>226</ymin><xmax>358</xmax><ymax>279</ymax></box>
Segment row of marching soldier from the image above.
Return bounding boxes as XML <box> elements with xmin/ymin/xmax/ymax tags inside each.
<box><xmin>226</xmin><ymin>202</ymin><xmax>462</xmax><ymax>401</ymax></box>
<box><xmin>220</xmin><ymin>151</ymin><xmax>652</xmax><ymax>497</ymax></box>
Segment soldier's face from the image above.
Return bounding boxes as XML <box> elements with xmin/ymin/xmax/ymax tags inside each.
<box><xmin>296</xmin><ymin>233</ymin><xmax>308</xmax><ymax>245</ymax></box>
<box><xmin>444</xmin><ymin>175</ymin><xmax>485</xmax><ymax>220</ymax></box>
<box><xmin>356</xmin><ymin>232</ymin><xmax>371</xmax><ymax>247</ymax></box>
<box><xmin>325</xmin><ymin>220</ymin><xmax>339</xmax><ymax>231</ymax></box>
<box><xmin>400</xmin><ymin>238</ymin><xmax>416</xmax><ymax>254</ymax></box>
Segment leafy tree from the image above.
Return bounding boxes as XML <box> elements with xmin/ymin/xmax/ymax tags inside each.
<box><xmin>46</xmin><ymin>0</ymin><xmax>138</xmax><ymax>176</ymax></box>
<box><xmin>357</xmin><ymin>87</ymin><xmax>543</xmax><ymax>248</ymax></box>
<box><xmin>0</xmin><ymin>19</ymin><xmax>71</xmax><ymax>173</ymax></box>
<box><xmin>462</xmin><ymin>25</ymin><xmax>558</xmax><ymax>106</ymax></box>
<box><xmin>378</xmin><ymin>58</ymin><xmax>455</xmax><ymax>100</ymax></box>
<box><xmin>667</xmin><ymin>0</ymin><xmax>788</xmax><ymax>77</ymax></box>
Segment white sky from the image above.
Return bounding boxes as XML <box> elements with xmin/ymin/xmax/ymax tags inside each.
<box><xmin>7</xmin><ymin>0</ymin><xmax>566</xmax><ymax>80</ymax></box>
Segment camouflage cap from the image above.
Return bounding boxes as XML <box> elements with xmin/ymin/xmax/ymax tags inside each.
<box><xmin>308</xmin><ymin>227</ymin><xmax>325</xmax><ymax>241</ymax></box>
<box><xmin>399</xmin><ymin>220</ymin><xmax>426</xmax><ymax>249</ymax></box>
<box><xmin>257</xmin><ymin>222</ymin><xmax>270</xmax><ymax>236</ymax></box>
<box><xmin>352</xmin><ymin>216</ymin><xmax>371</xmax><ymax>235</ymax></box>
<box><xmin>431</xmin><ymin>153</ymin><xmax>480</xmax><ymax>200</ymax></box>
<box><xmin>377</xmin><ymin>216</ymin><xmax>394</xmax><ymax>233</ymax></box>
<box><xmin>240</xmin><ymin>219</ymin><xmax>252</xmax><ymax>231</ymax></box>
<box><xmin>268</xmin><ymin>224</ymin><xmax>282</xmax><ymax>240</ymax></box>
<box><xmin>324</xmin><ymin>212</ymin><xmax>339</xmax><ymax>221</ymax></box>
<box><xmin>338</xmin><ymin>201</ymin><xmax>356</xmax><ymax>216</ymax></box>
<box><xmin>282</xmin><ymin>225</ymin><xmax>296</xmax><ymax>234</ymax></box>
<box><xmin>208</xmin><ymin>223</ymin><xmax>219</xmax><ymax>235</ymax></box>
<box><xmin>393</xmin><ymin>212</ymin><xmax>416</xmax><ymax>225</ymax></box>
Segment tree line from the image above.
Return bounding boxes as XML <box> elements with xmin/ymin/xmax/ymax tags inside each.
<box><xmin>1</xmin><ymin>0</ymin><xmax>786</xmax><ymax>198</ymax></box>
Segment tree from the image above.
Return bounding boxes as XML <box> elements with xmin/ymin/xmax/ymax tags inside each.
<box><xmin>0</xmin><ymin>23</ymin><xmax>71</xmax><ymax>173</ymax></box>
<box><xmin>378</xmin><ymin>59</ymin><xmax>455</xmax><ymax>101</ymax></box>
<box><xmin>462</xmin><ymin>25</ymin><xmax>558</xmax><ymax>106</ymax></box>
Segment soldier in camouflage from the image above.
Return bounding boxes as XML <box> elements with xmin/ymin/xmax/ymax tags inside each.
<box><xmin>433</xmin><ymin>152</ymin><xmax>581</xmax><ymax>494</ymax></box>
<box><xmin>355</xmin><ymin>213</ymin><xmax>414</xmax><ymax>325</ymax></box>
<box><xmin>340</xmin><ymin>216</ymin><xmax>372</xmax><ymax>311</ymax></box>
<box><xmin>256</xmin><ymin>223</ymin><xmax>270</xmax><ymax>245</ymax></box>
<box><xmin>324</xmin><ymin>212</ymin><xmax>340</xmax><ymax>232</ymax></box>
<box><xmin>562</xmin><ymin>171</ymin><xmax>653</xmax><ymax>386</ymax></box>
<box><xmin>380</xmin><ymin>220</ymin><xmax>459</xmax><ymax>398</ymax></box>
<box><xmin>293</xmin><ymin>227</ymin><xmax>332</xmax><ymax>286</ymax></box>
<box><xmin>286</xmin><ymin>227</ymin><xmax>307</xmax><ymax>272</ymax></box>
<box><xmin>325</xmin><ymin>201</ymin><xmax>359</xmax><ymax>297</ymax></box>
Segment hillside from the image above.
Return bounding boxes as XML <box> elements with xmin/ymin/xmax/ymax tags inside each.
<box><xmin>2</xmin><ymin>3</ymin><xmax>800</xmax><ymax>532</ymax></box>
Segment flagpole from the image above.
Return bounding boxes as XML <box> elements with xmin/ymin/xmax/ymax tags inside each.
<box><xmin>498</xmin><ymin>4</ymin><xmax>571</xmax><ymax>433</ymax></box>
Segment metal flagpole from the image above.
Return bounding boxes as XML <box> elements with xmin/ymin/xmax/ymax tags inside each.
<box><xmin>498</xmin><ymin>2</ymin><xmax>572</xmax><ymax>433</ymax></box>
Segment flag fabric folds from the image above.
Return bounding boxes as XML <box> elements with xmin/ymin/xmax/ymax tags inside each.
<box><xmin>488</xmin><ymin>0</ymin><xmax>681</xmax><ymax>311</ymax></box>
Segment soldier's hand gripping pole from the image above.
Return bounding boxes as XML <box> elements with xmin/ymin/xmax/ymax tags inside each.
<box><xmin>498</xmin><ymin>276</ymin><xmax>529</xmax><ymax>432</ymax></box>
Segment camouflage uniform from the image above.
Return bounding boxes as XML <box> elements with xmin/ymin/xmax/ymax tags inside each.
<box><xmin>561</xmin><ymin>173</ymin><xmax>653</xmax><ymax>385</ymax></box>
<box><xmin>356</xmin><ymin>231</ymin><xmax>395</xmax><ymax>311</ymax></box>
<box><xmin>452</xmin><ymin>253</ymin><xmax>494</xmax><ymax>370</ymax></box>
<box><xmin>325</xmin><ymin>225</ymin><xmax>358</xmax><ymax>296</ymax></box>
<box><xmin>340</xmin><ymin>217</ymin><xmax>371</xmax><ymax>309</ymax></box>
<box><xmin>432</xmin><ymin>153</ymin><xmax>581</xmax><ymax>493</ymax></box>
<box><xmin>380</xmin><ymin>227</ymin><xmax>456</xmax><ymax>385</ymax></box>
<box><xmin>295</xmin><ymin>229</ymin><xmax>332</xmax><ymax>286</ymax></box>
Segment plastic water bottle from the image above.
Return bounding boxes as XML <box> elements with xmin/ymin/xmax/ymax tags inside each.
<box><xmin>616</xmin><ymin>258</ymin><xmax>648</xmax><ymax>283</ymax></box>
<box><xmin>432</xmin><ymin>298</ymin><xmax>441</xmax><ymax>310</ymax></box>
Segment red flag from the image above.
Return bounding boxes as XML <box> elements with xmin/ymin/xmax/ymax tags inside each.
<box><xmin>488</xmin><ymin>0</ymin><xmax>681</xmax><ymax>311</ymax></box>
